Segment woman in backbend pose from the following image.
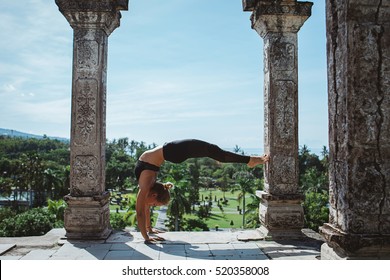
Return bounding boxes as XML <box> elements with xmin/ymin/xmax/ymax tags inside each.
<box><xmin>134</xmin><ymin>139</ymin><xmax>270</xmax><ymax>242</ymax></box>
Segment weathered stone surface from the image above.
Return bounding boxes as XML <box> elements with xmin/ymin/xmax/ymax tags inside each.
<box><xmin>257</xmin><ymin>191</ymin><xmax>305</xmax><ymax>239</ymax></box>
<box><xmin>56</xmin><ymin>0</ymin><xmax>129</xmax><ymax>239</ymax></box>
<box><xmin>55</xmin><ymin>0</ymin><xmax>129</xmax><ymax>35</ymax></box>
<box><xmin>321</xmin><ymin>0</ymin><xmax>390</xmax><ymax>258</ymax></box>
<box><xmin>242</xmin><ymin>0</ymin><xmax>257</xmax><ymax>11</ymax></box>
<box><xmin>64</xmin><ymin>193</ymin><xmax>111</xmax><ymax>239</ymax></box>
<box><xmin>250</xmin><ymin>0</ymin><xmax>313</xmax><ymax>37</ymax></box>
<box><xmin>245</xmin><ymin>1</ymin><xmax>312</xmax><ymax>238</ymax></box>
<box><xmin>262</xmin><ymin>29</ymin><xmax>301</xmax><ymax>197</ymax></box>
<box><xmin>320</xmin><ymin>223</ymin><xmax>390</xmax><ymax>259</ymax></box>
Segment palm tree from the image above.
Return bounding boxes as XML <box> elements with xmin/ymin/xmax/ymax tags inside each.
<box><xmin>43</xmin><ymin>168</ymin><xmax>63</xmax><ymax>199</ymax></box>
<box><xmin>244</xmin><ymin>192</ymin><xmax>261</xmax><ymax>228</ymax></box>
<box><xmin>167</xmin><ymin>184</ymin><xmax>191</xmax><ymax>231</ymax></box>
<box><xmin>232</xmin><ymin>171</ymin><xmax>255</xmax><ymax>229</ymax></box>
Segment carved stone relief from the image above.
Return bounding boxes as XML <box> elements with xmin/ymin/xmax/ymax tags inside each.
<box><xmin>260</xmin><ymin>201</ymin><xmax>304</xmax><ymax>230</ymax></box>
<box><xmin>271</xmin><ymin>41</ymin><xmax>295</xmax><ymax>71</ymax></box>
<box><xmin>273</xmin><ymin>80</ymin><xmax>296</xmax><ymax>144</ymax></box>
<box><xmin>76</xmin><ymin>39</ymin><xmax>99</xmax><ymax>69</ymax></box>
<box><xmin>74</xmin><ymin>78</ymin><xmax>98</xmax><ymax>145</ymax></box>
<box><xmin>71</xmin><ymin>155</ymin><xmax>99</xmax><ymax>194</ymax></box>
<box><xmin>66</xmin><ymin>208</ymin><xmax>102</xmax><ymax>227</ymax></box>
<box><xmin>268</xmin><ymin>211</ymin><xmax>304</xmax><ymax>229</ymax></box>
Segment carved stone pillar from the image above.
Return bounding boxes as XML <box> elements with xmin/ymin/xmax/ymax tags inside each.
<box><xmin>320</xmin><ymin>0</ymin><xmax>390</xmax><ymax>259</ymax></box>
<box><xmin>55</xmin><ymin>0</ymin><xmax>129</xmax><ymax>239</ymax></box>
<box><xmin>243</xmin><ymin>0</ymin><xmax>313</xmax><ymax>239</ymax></box>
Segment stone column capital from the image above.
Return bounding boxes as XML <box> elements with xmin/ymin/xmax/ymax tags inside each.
<box><xmin>243</xmin><ymin>0</ymin><xmax>313</xmax><ymax>37</ymax></box>
<box><xmin>55</xmin><ymin>0</ymin><xmax>129</xmax><ymax>35</ymax></box>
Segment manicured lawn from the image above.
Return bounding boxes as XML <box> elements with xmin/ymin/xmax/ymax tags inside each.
<box><xmin>109</xmin><ymin>188</ymin><xmax>257</xmax><ymax>229</ymax></box>
<box><xmin>185</xmin><ymin>212</ymin><xmax>245</xmax><ymax>229</ymax></box>
<box><xmin>186</xmin><ymin>188</ymin><xmax>256</xmax><ymax>229</ymax></box>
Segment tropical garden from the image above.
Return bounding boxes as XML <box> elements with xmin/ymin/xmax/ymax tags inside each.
<box><xmin>0</xmin><ymin>135</ymin><xmax>329</xmax><ymax>237</ymax></box>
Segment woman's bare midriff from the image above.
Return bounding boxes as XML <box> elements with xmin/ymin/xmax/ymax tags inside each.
<box><xmin>139</xmin><ymin>145</ymin><xmax>165</xmax><ymax>167</ymax></box>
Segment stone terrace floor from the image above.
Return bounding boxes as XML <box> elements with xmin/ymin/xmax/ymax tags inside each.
<box><xmin>0</xmin><ymin>228</ymin><xmax>324</xmax><ymax>260</ymax></box>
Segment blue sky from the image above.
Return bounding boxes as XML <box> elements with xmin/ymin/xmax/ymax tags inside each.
<box><xmin>0</xmin><ymin>0</ymin><xmax>327</xmax><ymax>153</ymax></box>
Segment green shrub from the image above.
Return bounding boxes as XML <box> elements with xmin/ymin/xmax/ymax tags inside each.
<box><xmin>0</xmin><ymin>208</ymin><xmax>54</xmax><ymax>237</ymax></box>
<box><xmin>110</xmin><ymin>213</ymin><xmax>127</xmax><ymax>230</ymax></box>
<box><xmin>47</xmin><ymin>199</ymin><xmax>66</xmax><ymax>227</ymax></box>
<box><xmin>0</xmin><ymin>207</ymin><xmax>17</xmax><ymax>223</ymax></box>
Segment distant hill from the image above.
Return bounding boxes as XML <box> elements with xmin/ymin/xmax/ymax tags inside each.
<box><xmin>0</xmin><ymin>128</ymin><xmax>69</xmax><ymax>142</ymax></box>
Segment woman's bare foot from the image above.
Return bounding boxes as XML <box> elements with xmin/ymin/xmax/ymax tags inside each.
<box><xmin>247</xmin><ymin>154</ymin><xmax>270</xmax><ymax>168</ymax></box>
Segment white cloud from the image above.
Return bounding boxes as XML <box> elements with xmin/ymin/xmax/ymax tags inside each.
<box><xmin>3</xmin><ymin>83</ymin><xmax>16</xmax><ymax>93</ymax></box>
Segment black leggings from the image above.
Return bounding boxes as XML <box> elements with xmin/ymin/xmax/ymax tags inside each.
<box><xmin>162</xmin><ymin>139</ymin><xmax>250</xmax><ymax>164</ymax></box>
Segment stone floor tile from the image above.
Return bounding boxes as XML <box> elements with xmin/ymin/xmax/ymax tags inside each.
<box><xmin>110</xmin><ymin>243</ymin><xmax>136</xmax><ymax>251</ymax></box>
<box><xmin>0</xmin><ymin>244</ymin><xmax>16</xmax><ymax>255</ymax></box>
<box><xmin>74</xmin><ymin>252</ymin><xmax>100</xmax><ymax>260</ymax></box>
<box><xmin>185</xmin><ymin>243</ymin><xmax>210</xmax><ymax>252</ymax></box>
<box><xmin>208</xmin><ymin>243</ymin><xmax>236</xmax><ymax>250</ymax></box>
<box><xmin>0</xmin><ymin>255</ymin><xmax>23</xmax><ymax>260</ymax></box>
<box><xmin>84</xmin><ymin>248</ymin><xmax>110</xmax><ymax>260</ymax></box>
<box><xmin>106</xmin><ymin>231</ymin><xmax>133</xmax><ymax>243</ymax></box>
<box><xmin>159</xmin><ymin>244</ymin><xmax>186</xmax><ymax>254</ymax></box>
<box><xmin>159</xmin><ymin>251</ymin><xmax>187</xmax><ymax>260</ymax></box>
<box><xmin>49</xmin><ymin>256</ymin><xmax>73</xmax><ymax>260</ymax></box>
<box><xmin>131</xmin><ymin>244</ymin><xmax>160</xmax><ymax>259</ymax></box>
<box><xmin>20</xmin><ymin>249</ymin><xmax>57</xmax><ymax>260</ymax></box>
<box><xmin>51</xmin><ymin>243</ymin><xmax>97</xmax><ymax>259</ymax></box>
<box><xmin>185</xmin><ymin>244</ymin><xmax>212</xmax><ymax>258</ymax></box>
<box><xmin>239</xmin><ymin>253</ymin><xmax>269</xmax><ymax>260</ymax></box>
<box><xmin>85</xmin><ymin>243</ymin><xmax>112</xmax><ymax>251</ymax></box>
<box><xmin>104</xmin><ymin>250</ymin><xmax>135</xmax><ymax>260</ymax></box>
<box><xmin>53</xmin><ymin>243</ymin><xmax>83</xmax><ymax>255</ymax></box>
<box><xmin>232</xmin><ymin>242</ymin><xmax>261</xmax><ymax>250</ymax></box>
<box><xmin>131</xmin><ymin>252</ymin><xmax>156</xmax><ymax>260</ymax></box>
<box><xmin>213</xmin><ymin>255</ymin><xmax>241</xmax><ymax>260</ymax></box>
<box><xmin>210</xmin><ymin>249</ymin><xmax>237</xmax><ymax>256</ymax></box>
<box><xmin>186</xmin><ymin>256</ymin><xmax>215</xmax><ymax>260</ymax></box>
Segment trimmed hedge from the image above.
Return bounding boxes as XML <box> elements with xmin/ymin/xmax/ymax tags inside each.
<box><xmin>0</xmin><ymin>207</ymin><xmax>54</xmax><ymax>237</ymax></box>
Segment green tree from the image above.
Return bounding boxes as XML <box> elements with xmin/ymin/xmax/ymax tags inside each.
<box><xmin>106</xmin><ymin>149</ymin><xmax>134</xmax><ymax>192</ymax></box>
<box><xmin>167</xmin><ymin>184</ymin><xmax>191</xmax><ymax>231</ymax></box>
<box><xmin>303</xmin><ymin>191</ymin><xmax>329</xmax><ymax>231</ymax></box>
<box><xmin>299</xmin><ymin>145</ymin><xmax>330</xmax><ymax>231</ymax></box>
<box><xmin>19</xmin><ymin>153</ymin><xmax>46</xmax><ymax>207</ymax></box>
<box><xmin>245</xmin><ymin>193</ymin><xmax>261</xmax><ymax>228</ymax></box>
<box><xmin>232</xmin><ymin>171</ymin><xmax>256</xmax><ymax>229</ymax></box>
<box><xmin>43</xmin><ymin>168</ymin><xmax>63</xmax><ymax>199</ymax></box>
<box><xmin>187</xmin><ymin>159</ymin><xmax>200</xmax><ymax>206</ymax></box>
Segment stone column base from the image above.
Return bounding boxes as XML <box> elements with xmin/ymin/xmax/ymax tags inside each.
<box><xmin>320</xmin><ymin>223</ymin><xmax>390</xmax><ymax>259</ymax></box>
<box><xmin>64</xmin><ymin>192</ymin><xmax>112</xmax><ymax>240</ymax></box>
<box><xmin>257</xmin><ymin>190</ymin><xmax>305</xmax><ymax>239</ymax></box>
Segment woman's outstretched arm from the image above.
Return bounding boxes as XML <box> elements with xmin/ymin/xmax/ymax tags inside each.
<box><xmin>136</xmin><ymin>187</ymin><xmax>150</xmax><ymax>241</ymax></box>
<box><xmin>136</xmin><ymin>172</ymin><xmax>165</xmax><ymax>242</ymax></box>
